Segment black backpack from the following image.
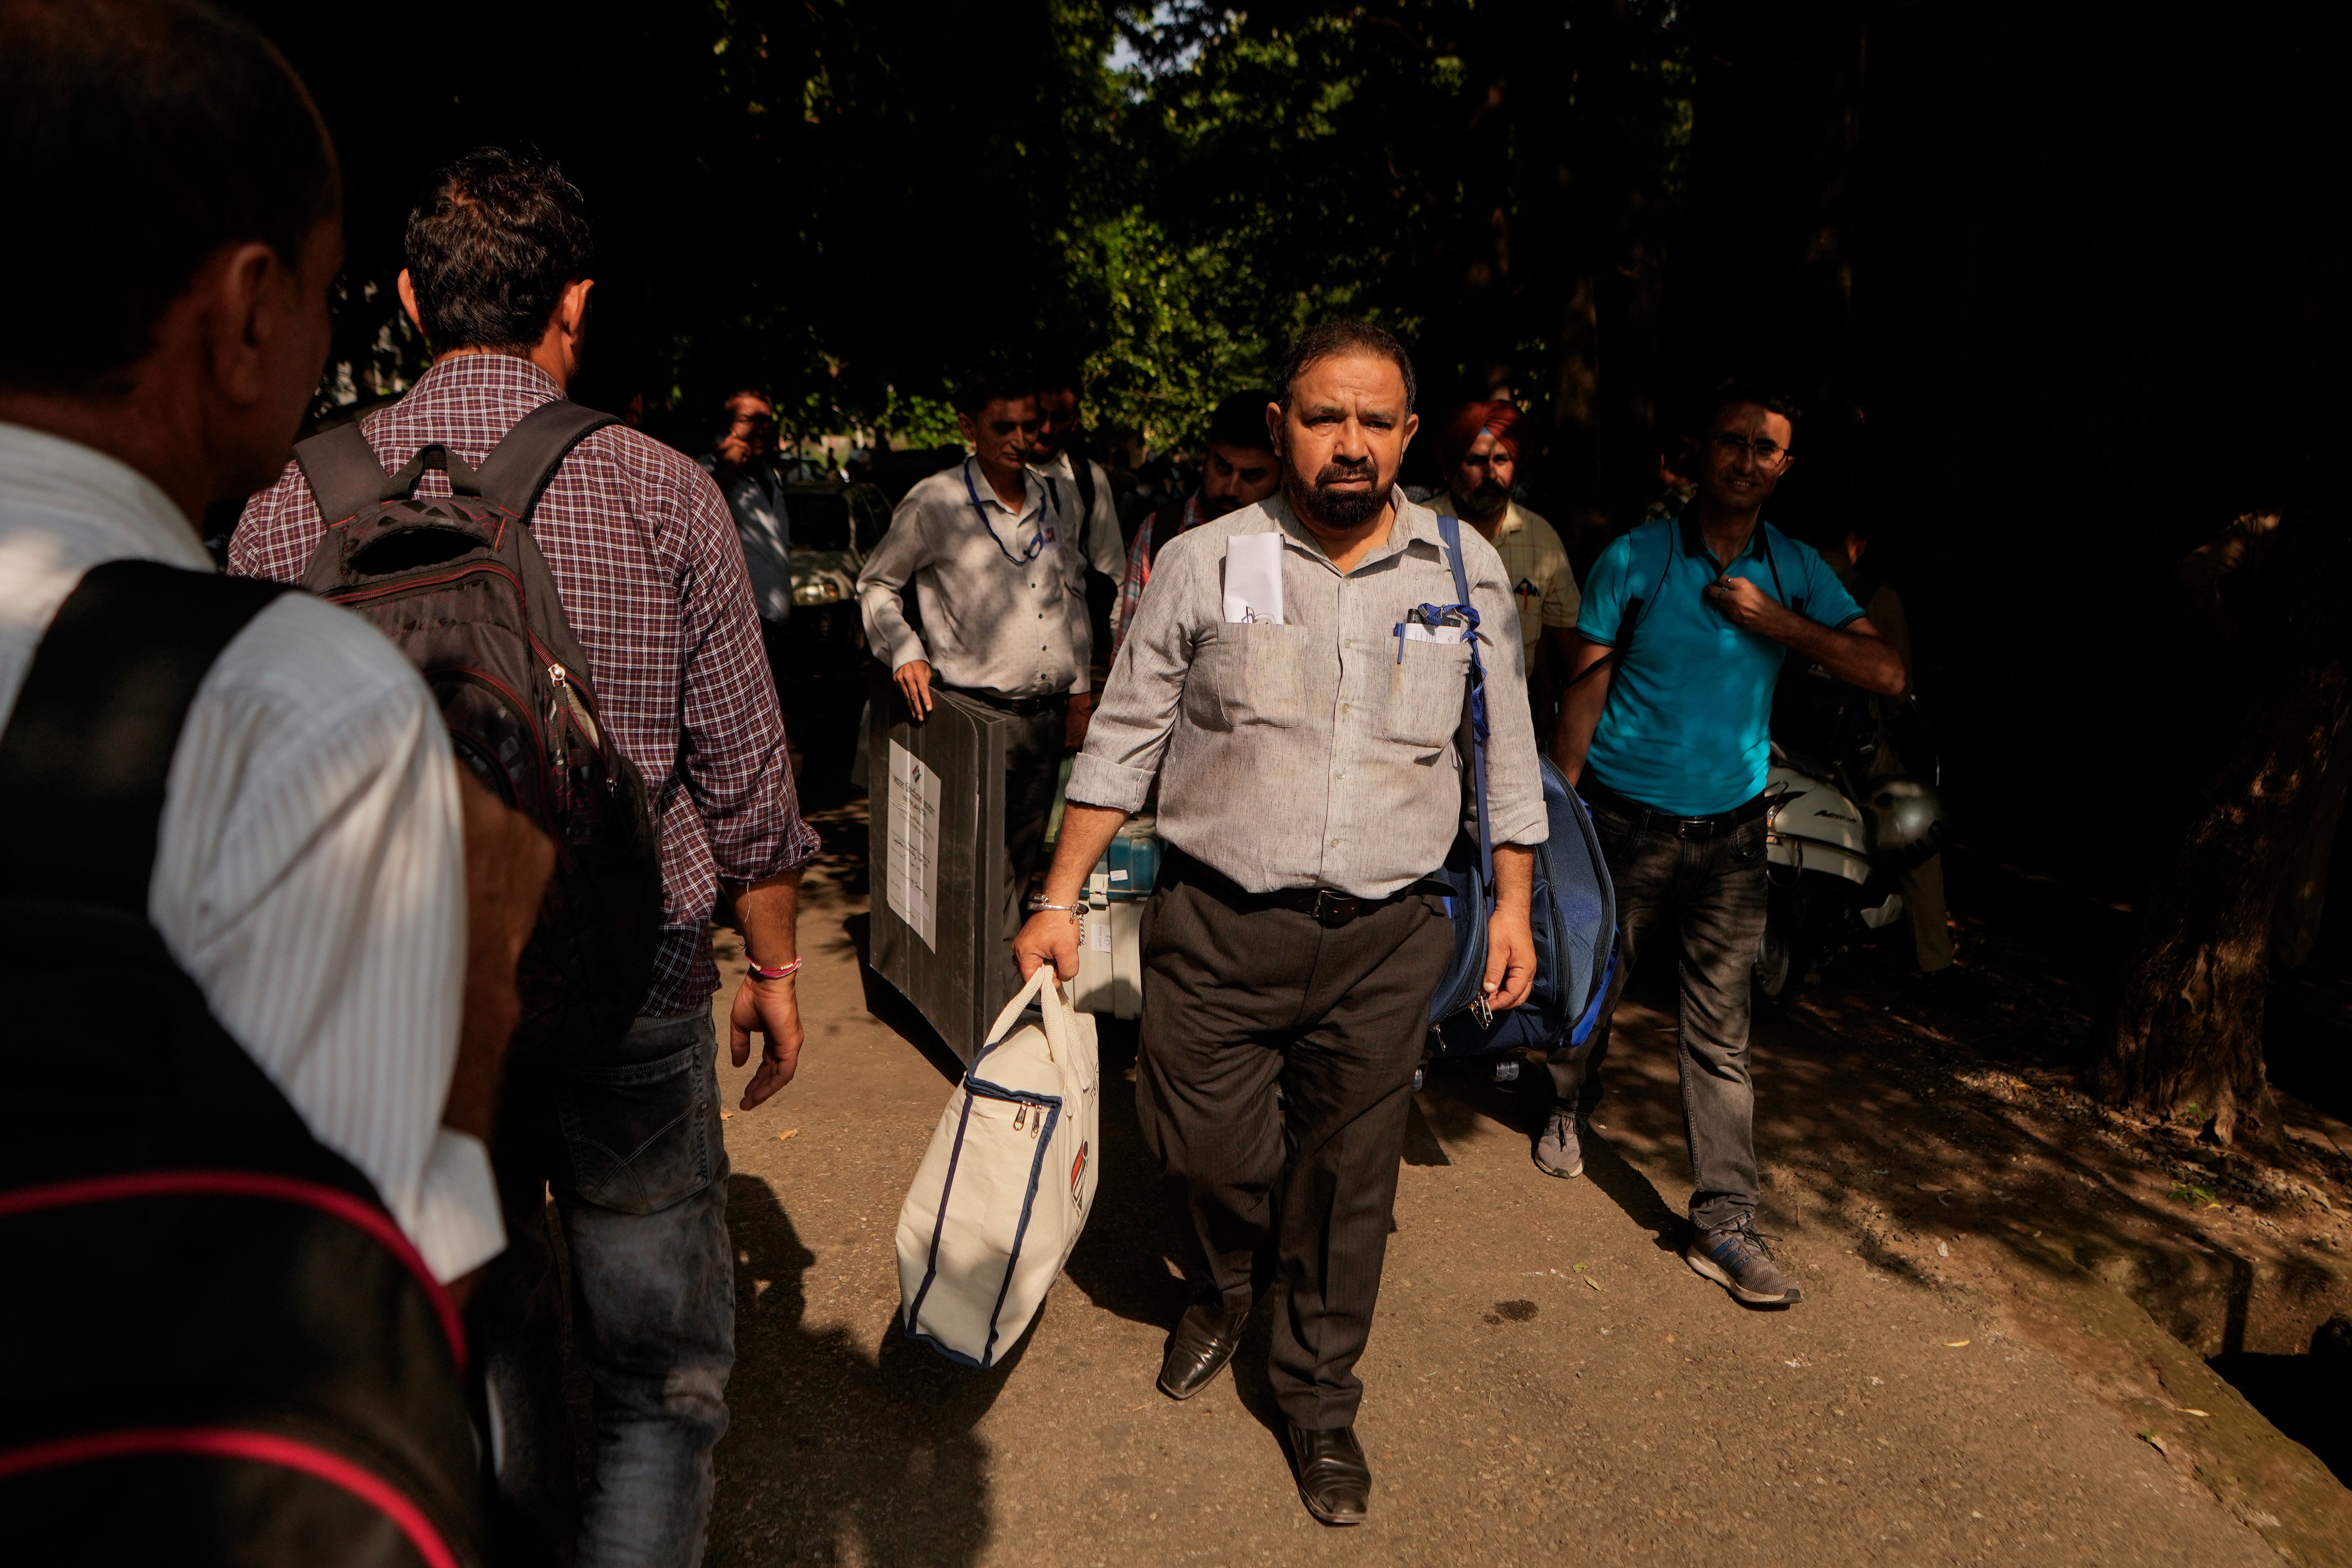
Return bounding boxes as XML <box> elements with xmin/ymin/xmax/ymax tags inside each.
<box><xmin>292</xmin><ymin>404</ymin><xmax>663</xmax><ymax>1072</ymax></box>
<box><xmin>0</xmin><ymin>561</ymin><xmax>497</xmax><ymax>1565</ymax></box>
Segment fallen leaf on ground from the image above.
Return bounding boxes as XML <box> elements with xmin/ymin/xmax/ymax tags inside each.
<box><xmin>1944</xmin><ymin>1339</ymin><xmax>1970</xmax><ymax>1348</ymax></box>
<box><xmin>1586</xmin><ymin>1279</ymin><xmax>1603</xmax><ymax>1292</ymax></box>
<box><xmin>777</xmin><ymin>1128</ymin><xmax>800</xmax><ymax>1141</ymax></box>
<box><xmin>720</xmin><ymin>1111</ymin><xmax>734</xmax><ymax>1120</ymax></box>
<box><xmin>1917</xmin><ymin>1184</ymin><xmax>1950</xmax><ymax>1193</ymax></box>
<box><xmin>2177</xmin><ymin>1408</ymin><xmax>2210</xmax><ymax>1417</ymax></box>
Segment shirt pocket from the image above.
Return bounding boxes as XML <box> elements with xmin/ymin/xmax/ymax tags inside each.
<box><xmin>1184</xmin><ymin>622</ymin><xmax>1307</xmax><ymax>730</ymax></box>
<box><xmin>1383</xmin><ymin>638</ymin><xmax>1472</xmax><ymax>748</ymax></box>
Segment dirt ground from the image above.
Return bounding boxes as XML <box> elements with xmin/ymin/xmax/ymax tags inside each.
<box><xmin>692</xmin><ymin>809</ymin><xmax>2352</xmax><ymax>1566</ymax></box>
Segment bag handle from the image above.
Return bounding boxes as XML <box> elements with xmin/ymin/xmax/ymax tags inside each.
<box><xmin>978</xmin><ymin>964</ymin><xmax>1078</xmax><ymax>1068</ymax></box>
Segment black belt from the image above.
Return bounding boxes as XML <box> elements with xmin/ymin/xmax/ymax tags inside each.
<box><xmin>943</xmin><ymin>685</ymin><xmax>1068</xmax><ymax>717</ymax></box>
<box><xmin>1577</xmin><ymin>777</ymin><xmax>1769</xmax><ymax>841</ymax></box>
<box><xmin>1164</xmin><ymin>847</ymin><xmax>1450</xmax><ymax>927</ymax></box>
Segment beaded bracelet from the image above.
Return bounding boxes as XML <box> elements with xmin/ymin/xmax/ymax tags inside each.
<box><xmin>745</xmin><ymin>956</ymin><xmax>804</xmax><ymax>983</ymax></box>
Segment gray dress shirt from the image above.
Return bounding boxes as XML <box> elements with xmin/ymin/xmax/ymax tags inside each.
<box><xmin>857</xmin><ymin>456</ymin><xmax>1125</xmax><ymax>696</ymax></box>
<box><xmin>699</xmin><ymin>456</ymin><xmax>794</xmax><ymax>624</ymax></box>
<box><xmin>1068</xmin><ymin>490</ymin><xmax>1547</xmax><ymax>899</ymax></box>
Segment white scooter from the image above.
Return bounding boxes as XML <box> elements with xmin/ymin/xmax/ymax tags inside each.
<box><xmin>1754</xmin><ymin>743</ymin><xmax>1916</xmax><ymax>1005</ymax></box>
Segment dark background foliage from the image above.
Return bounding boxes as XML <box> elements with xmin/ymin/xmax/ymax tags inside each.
<box><xmin>226</xmin><ymin>0</ymin><xmax>2347</xmax><ymax>899</ymax></box>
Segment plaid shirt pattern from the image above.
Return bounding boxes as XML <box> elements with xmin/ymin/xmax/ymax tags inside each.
<box><xmin>232</xmin><ymin>354</ymin><xmax>818</xmax><ymax>1019</ymax></box>
<box><xmin>1110</xmin><ymin>489</ymin><xmax>1202</xmax><ymax>664</ymax></box>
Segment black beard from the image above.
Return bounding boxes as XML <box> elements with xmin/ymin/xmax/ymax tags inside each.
<box><xmin>1287</xmin><ymin>461</ymin><xmax>1387</xmax><ymax>529</ymax></box>
<box><xmin>1460</xmin><ymin>478</ymin><xmax>1510</xmax><ymax>520</ymax></box>
<box><xmin>1199</xmin><ymin>487</ymin><xmax>1241</xmax><ymax>520</ymax></box>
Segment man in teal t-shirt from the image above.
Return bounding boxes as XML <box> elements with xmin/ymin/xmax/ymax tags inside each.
<box><xmin>1547</xmin><ymin>386</ymin><xmax>1906</xmax><ymax>1308</ymax></box>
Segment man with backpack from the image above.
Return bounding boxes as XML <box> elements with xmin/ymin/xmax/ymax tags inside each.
<box><xmin>0</xmin><ymin>3</ymin><xmax>547</xmax><ymax>1557</ymax></box>
<box><xmin>1015</xmin><ymin>321</ymin><xmax>1546</xmax><ymax>1527</ymax></box>
<box><xmin>1547</xmin><ymin>384</ymin><xmax>1906</xmax><ymax>1308</ymax></box>
<box><xmin>234</xmin><ymin>147</ymin><xmax>819</xmax><ymax>1568</ymax></box>
<box><xmin>1108</xmin><ymin>389</ymin><xmax>1282</xmax><ymax>665</ymax></box>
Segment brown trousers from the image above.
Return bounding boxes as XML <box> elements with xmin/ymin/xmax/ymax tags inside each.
<box><xmin>1134</xmin><ymin>855</ymin><xmax>1452</xmax><ymax>1430</ymax></box>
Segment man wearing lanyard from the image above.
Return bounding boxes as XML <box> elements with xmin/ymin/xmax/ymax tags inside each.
<box><xmin>1548</xmin><ymin>384</ymin><xmax>1906</xmax><ymax>1307</ymax></box>
<box><xmin>856</xmin><ymin>370</ymin><xmax>1125</xmax><ymax>963</ymax></box>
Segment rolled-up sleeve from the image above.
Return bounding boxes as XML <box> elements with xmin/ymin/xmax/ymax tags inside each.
<box><xmin>1469</xmin><ymin>542</ymin><xmax>1549</xmax><ymax>848</ymax></box>
<box><xmin>856</xmin><ymin>497</ymin><xmax>932</xmax><ymax>673</ymax></box>
<box><xmin>675</xmin><ymin>471</ymin><xmax>820</xmax><ymax>882</ymax></box>
<box><xmin>1066</xmin><ymin>528</ymin><xmax>1196</xmax><ymax>812</ymax></box>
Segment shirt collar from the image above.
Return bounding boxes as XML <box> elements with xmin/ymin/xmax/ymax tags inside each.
<box><xmin>1267</xmin><ymin>486</ymin><xmax>1437</xmax><ymax>571</ymax></box>
<box><xmin>0</xmin><ymin>421</ymin><xmax>212</xmax><ymax>572</ymax></box>
<box><xmin>409</xmin><ymin>350</ymin><xmax>566</xmax><ymax>407</ymax></box>
<box><xmin>965</xmin><ymin>456</ymin><xmax>1044</xmax><ymax>521</ymax></box>
<box><xmin>1678</xmin><ymin>509</ymin><xmax>1769</xmax><ymax>565</ymax></box>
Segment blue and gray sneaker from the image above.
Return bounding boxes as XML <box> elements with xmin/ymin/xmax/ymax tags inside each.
<box><xmin>1532</xmin><ymin>1107</ymin><xmax>1583</xmax><ymax>1179</ymax></box>
<box><xmin>1686</xmin><ymin>1215</ymin><xmax>1803</xmax><ymax>1305</ymax></box>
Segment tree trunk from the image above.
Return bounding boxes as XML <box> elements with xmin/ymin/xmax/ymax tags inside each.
<box><xmin>2095</xmin><ymin>514</ymin><xmax>2352</xmax><ymax>1140</ymax></box>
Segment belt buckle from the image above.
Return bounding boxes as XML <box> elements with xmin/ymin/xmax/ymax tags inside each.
<box><xmin>1312</xmin><ymin>890</ymin><xmax>1358</xmax><ymax>926</ymax></box>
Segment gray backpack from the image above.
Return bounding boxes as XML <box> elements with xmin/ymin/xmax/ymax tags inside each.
<box><xmin>294</xmin><ymin>402</ymin><xmax>663</xmax><ymax>1070</ymax></box>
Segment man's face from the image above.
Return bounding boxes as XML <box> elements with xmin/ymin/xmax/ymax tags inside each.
<box><xmin>960</xmin><ymin>395</ymin><xmax>1044</xmax><ymax>474</ymax></box>
<box><xmin>1274</xmin><ymin>352</ymin><xmax>1418</xmax><ymax>531</ymax></box>
<box><xmin>1451</xmin><ymin>427</ymin><xmax>1515</xmax><ymax>518</ymax></box>
<box><xmin>1200</xmin><ymin>440</ymin><xmax>1278</xmax><ymax>519</ymax></box>
<box><xmin>719</xmin><ymin>394</ymin><xmax>775</xmax><ymax>466</ymax></box>
<box><xmin>1034</xmin><ymin>386</ymin><xmax>1079</xmax><ymax>461</ymax></box>
<box><xmin>1696</xmin><ymin>401</ymin><xmax>1795</xmax><ymax>513</ymax></box>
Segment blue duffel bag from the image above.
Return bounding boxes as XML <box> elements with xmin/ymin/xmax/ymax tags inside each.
<box><xmin>1425</xmin><ymin>515</ymin><xmax>1619</xmax><ymax>1057</ymax></box>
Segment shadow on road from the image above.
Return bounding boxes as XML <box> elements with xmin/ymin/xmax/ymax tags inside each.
<box><xmin>714</xmin><ymin>1174</ymin><xmax>1028</xmax><ymax>1567</ymax></box>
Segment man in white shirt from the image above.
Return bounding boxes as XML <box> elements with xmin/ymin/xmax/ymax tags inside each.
<box><xmin>857</xmin><ymin>370</ymin><xmax>1125</xmax><ymax>962</ymax></box>
<box><xmin>0</xmin><ymin>0</ymin><xmax>508</xmax><ymax>1289</ymax></box>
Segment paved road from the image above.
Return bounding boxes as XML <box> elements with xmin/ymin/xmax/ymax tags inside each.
<box><xmin>700</xmin><ymin>854</ymin><xmax>2281</xmax><ymax>1567</ymax></box>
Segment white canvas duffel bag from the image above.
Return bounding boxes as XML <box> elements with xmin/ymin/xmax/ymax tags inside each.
<box><xmin>896</xmin><ymin>964</ymin><xmax>1101</xmax><ymax>1367</ymax></box>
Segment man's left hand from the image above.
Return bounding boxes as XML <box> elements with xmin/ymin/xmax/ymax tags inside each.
<box><xmin>1482</xmin><ymin>906</ymin><xmax>1538</xmax><ymax>1012</ymax></box>
<box><xmin>1065</xmin><ymin>691</ymin><xmax>1095</xmax><ymax>751</ymax></box>
<box><xmin>1704</xmin><ymin>574</ymin><xmax>1795</xmax><ymax>637</ymax></box>
<box><xmin>731</xmin><ymin>972</ymin><xmax>805</xmax><ymax>1110</ymax></box>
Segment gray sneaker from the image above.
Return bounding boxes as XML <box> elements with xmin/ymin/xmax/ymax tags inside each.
<box><xmin>1532</xmin><ymin>1108</ymin><xmax>1583</xmax><ymax>1179</ymax></box>
<box><xmin>1685</xmin><ymin>1215</ymin><xmax>1803</xmax><ymax>1305</ymax></box>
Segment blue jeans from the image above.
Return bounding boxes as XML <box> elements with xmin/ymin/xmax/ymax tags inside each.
<box><xmin>474</xmin><ymin>1011</ymin><xmax>735</xmax><ymax>1568</ymax></box>
<box><xmin>1545</xmin><ymin>804</ymin><xmax>1769</xmax><ymax>1231</ymax></box>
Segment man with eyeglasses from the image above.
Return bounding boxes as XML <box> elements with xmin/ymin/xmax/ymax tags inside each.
<box><xmin>856</xmin><ymin>368</ymin><xmax>1126</xmax><ymax>967</ymax></box>
<box><xmin>1547</xmin><ymin>384</ymin><xmax>1905</xmax><ymax>1307</ymax></box>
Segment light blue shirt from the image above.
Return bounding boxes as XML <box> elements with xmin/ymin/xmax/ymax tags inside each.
<box><xmin>1576</xmin><ymin>515</ymin><xmax>1862</xmax><ymax>817</ymax></box>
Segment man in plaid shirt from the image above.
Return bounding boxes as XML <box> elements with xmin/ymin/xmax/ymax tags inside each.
<box><xmin>234</xmin><ymin>148</ymin><xmax>816</xmax><ymax>1568</ymax></box>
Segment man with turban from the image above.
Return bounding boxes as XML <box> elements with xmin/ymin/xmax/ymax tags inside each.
<box><xmin>1433</xmin><ymin>400</ymin><xmax>1579</xmax><ymax>722</ymax></box>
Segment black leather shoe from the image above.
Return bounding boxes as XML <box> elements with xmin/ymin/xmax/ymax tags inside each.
<box><xmin>1287</xmin><ymin>1423</ymin><xmax>1370</xmax><ymax>1525</ymax></box>
<box><xmin>1156</xmin><ymin>1302</ymin><xmax>1250</xmax><ymax>1400</ymax></box>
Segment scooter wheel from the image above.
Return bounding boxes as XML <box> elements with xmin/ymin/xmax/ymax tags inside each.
<box><xmin>1754</xmin><ymin>881</ymin><xmax>1808</xmax><ymax>1011</ymax></box>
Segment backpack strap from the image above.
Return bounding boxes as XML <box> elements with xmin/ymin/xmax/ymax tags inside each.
<box><xmin>0</xmin><ymin>561</ymin><xmax>287</xmax><ymax>913</ymax></box>
<box><xmin>292</xmin><ymin>422</ymin><xmax>400</xmax><ymax>525</ymax></box>
<box><xmin>1435</xmin><ymin>515</ymin><xmax>1493</xmax><ymax>889</ymax></box>
<box><xmin>472</xmin><ymin>400</ymin><xmax>620</xmax><ymax>521</ymax></box>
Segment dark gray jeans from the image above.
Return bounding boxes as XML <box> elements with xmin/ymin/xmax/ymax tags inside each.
<box><xmin>1546</xmin><ymin>802</ymin><xmax>1769</xmax><ymax>1231</ymax></box>
<box><xmin>472</xmin><ymin>1011</ymin><xmax>735</xmax><ymax>1568</ymax></box>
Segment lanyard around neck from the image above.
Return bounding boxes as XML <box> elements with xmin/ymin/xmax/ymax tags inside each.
<box><xmin>963</xmin><ymin>459</ymin><xmax>1047</xmax><ymax>567</ymax></box>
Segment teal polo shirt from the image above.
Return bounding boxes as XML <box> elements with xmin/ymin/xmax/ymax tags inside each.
<box><xmin>1576</xmin><ymin>515</ymin><xmax>1863</xmax><ymax>817</ymax></box>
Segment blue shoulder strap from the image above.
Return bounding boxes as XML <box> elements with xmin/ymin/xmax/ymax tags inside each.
<box><xmin>1435</xmin><ymin>515</ymin><xmax>1493</xmax><ymax>888</ymax></box>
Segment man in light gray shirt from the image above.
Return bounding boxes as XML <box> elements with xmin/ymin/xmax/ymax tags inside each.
<box><xmin>704</xmin><ymin>387</ymin><xmax>792</xmax><ymax>690</ymax></box>
<box><xmin>1014</xmin><ymin>322</ymin><xmax>1544</xmax><ymax>1528</ymax></box>
<box><xmin>858</xmin><ymin>369</ymin><xmax>1125</xmax><ymax>961</ymax></box>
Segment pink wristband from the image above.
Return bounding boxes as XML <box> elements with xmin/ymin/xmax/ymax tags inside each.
<box><xmin>746</xmin><ymin>957</ymin><xmax>803</xmax><ymax>983</ymax></box>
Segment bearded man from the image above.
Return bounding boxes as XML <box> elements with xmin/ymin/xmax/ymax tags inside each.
<box><xmin>1432</xmin><ymin>398</ymin><xmax>1579</xmax><ymax>725</ymax></box>
<box><xmin>1014</xmin><ymin>320</ymin><xmax>1547</xmax><ymax>1527</ymax></box>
